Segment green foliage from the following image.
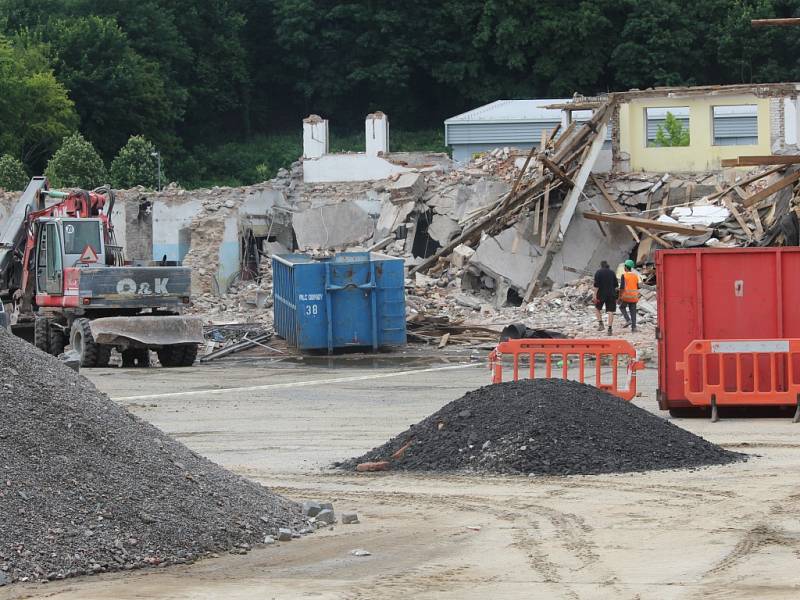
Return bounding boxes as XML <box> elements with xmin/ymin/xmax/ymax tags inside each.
<box><xmin>45</xmin><ymin>132</ymin><xmax>107</xmax><ymax>188</ymax></box>
<box><xmin>46</xmin><ymin>16</ymin><xmax>179</xmax><ymax>159</ymax></box>
<box><xmin>6</xmin><ymin>1</ymin><xmax>800</xmax><ymax>186</ymax></box>
<box><xmin>0</xmin><ymin>153</ymin><xmax>28</xmax><ymax>190</ymax></box>
<box><xmin>110</xmin><ymin>135</ymin><xmax>159</xmax><ymax>188</ymax></box>
<box><xmin>0</xmin><ymin>34</ymin><xmax>77</xmax><ymax>171</ymax></box>
<box><xmin>653</xmin><ymin>112</ymin><xmax>690</xmax><ymax>147</ymax></box>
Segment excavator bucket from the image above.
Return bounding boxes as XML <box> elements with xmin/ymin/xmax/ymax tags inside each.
<box><xmin>88</xmin><ymin>315</ymin><xmax>204</xmax><ymax>348</ymax></box>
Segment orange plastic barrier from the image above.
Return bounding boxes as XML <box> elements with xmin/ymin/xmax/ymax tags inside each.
<box><xmin>489</xmin><ymin>338</ymin><xmax>644</xmax><ymax>401</ymax></box>
<box><xmin>676</xmin><ymin>339</ymin><xmax>800</xmax><ymax>408</ymax></box>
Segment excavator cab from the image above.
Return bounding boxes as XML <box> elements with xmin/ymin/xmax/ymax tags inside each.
<box><xmin>33</xmin><ymin>218</ymin><xmax>106</xmax><ymax>297</ymax></box>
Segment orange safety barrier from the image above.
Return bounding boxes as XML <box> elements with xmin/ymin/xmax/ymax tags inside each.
<box><xmin>489</xmin><ymin>338</ymin><xmax>644</xmax><ymax>401</ymax></box>
<box><xmin>676</xmin><ymin>339</ymin><xmax>800</xmax><ymax>409</ymax></box>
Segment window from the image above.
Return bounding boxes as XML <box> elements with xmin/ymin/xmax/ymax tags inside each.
<box><xmin>713</xmin><ymin>105</ymin><xmax>758</xmax><ymax>146</ymax></box>
<box><xmin>646</xmin><ymin>107</ymin><xmax>690</xmax><ymax>147</ymax></box>
<box><xmin>62</xmin><ymin>220</ymin><xmax>102</xmax><ymax>255</ymax></box>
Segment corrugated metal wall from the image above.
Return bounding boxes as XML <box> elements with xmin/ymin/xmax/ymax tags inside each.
<box><xmin>646</xmin><ymin>117</ymin><xmax>690</xmax><ymax>142</ymax></box>
<box><xmin>446</xmin><ymin>121</ymin><xmax>560</xmax><ymax>144</ymax></box>
<box><xmin>713</xmin><ymin>115</ymin><xmax>758</xmax><ymax>146</ymax></box>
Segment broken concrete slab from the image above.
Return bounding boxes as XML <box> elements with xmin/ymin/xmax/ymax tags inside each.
<box><xmin>544</xmin><ymin>199</ymin><xmax>631</xmax><ymax>287</ymax></box>
<box><xmin>455</xmin><ymin>179</ymin><xmax>510</xmax><ymax>221</ymax></box>
<box><xmin>374</xmin><ymin>200</ymin><xmax>415</xmax><ymax>239</ymax></box>
<box><xmin>341</xmin><ymin>513</ymin><xmax>360</xmax><ymax>524</ymax></box>
<box><xmin>316</xmin><ymin>509</ymin><xmax>335</xmax><ymax>525</ymax></box>
<box><xmin>470</xmin><ymin>220</ymin><xmax>542</xmax><ymax>292</ymax></box>
<box><xmin>427</xmin><ymin>214</ymin><xmax>459</xmax><ymax>245</ymax></box>
<box><xmin>293</xmin><ymin>202</ymin><xmax>375</xmax><ymax>249</ymax></box>
<box><xmin>388</xmin><ymin>172</ymin><xmax>425</xmax><ymax>202</ymax></box>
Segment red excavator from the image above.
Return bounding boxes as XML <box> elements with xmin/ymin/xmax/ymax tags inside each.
<box><xmin>0</xmin><ymin>177</ymin><xmax>203</xmax><ymax>367</ymax></box>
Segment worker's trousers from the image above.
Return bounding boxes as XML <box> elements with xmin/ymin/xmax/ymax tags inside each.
<box><xmin>620</xmin><ymin>301</ymin><xmax>637</xmax><ymax>329</ymax></box>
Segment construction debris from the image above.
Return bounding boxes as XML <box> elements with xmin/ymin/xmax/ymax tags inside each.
<box><xmin>0</xmin><ymin>333</ymin><xmax>304</xmax><ymax>584</ymax></box>
<box><xmin>343</xmin><ymin>379</ymin><xmax>744</xmax><ymax>475</ymax></box>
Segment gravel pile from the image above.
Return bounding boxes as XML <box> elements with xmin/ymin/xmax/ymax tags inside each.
<box><xmin>0</xmin><ymin>331</ymin><xmax>303</xmax><ymax>584</ymax></box>
<box><xmin>343</xmin><ymin>379</ymin><xmax>743</xmax><ymax>475</ymax></box>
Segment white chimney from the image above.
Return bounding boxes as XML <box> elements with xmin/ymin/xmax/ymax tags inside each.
<box><xmin>302</xmin><ymin>115</ymin><xmax>328</xmax><ymax>159</ymax></box>
<box><xmin>365</xmin><ymin>112</ymin><xmax>389</xmax><ymax>156</ymax></box>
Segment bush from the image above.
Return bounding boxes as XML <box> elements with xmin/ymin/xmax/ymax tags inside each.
<box><xmin>110</xmin><ymin>135</ymin><xmax>160</xmax><ymax>188</ymax></box>
<box><xmin>44</xmin><ymin>132</ymin><xmax>107</xmax><ymax>189</ymax></box>
<box><xmin>653</xmin><ymin>112</ymin><xmax>690</xmax><ymax>147</ymax></box>
<box><xmin>0</xmin><ymin>154</ymin><xmax>28</xmax><ymax>190</ymax></box>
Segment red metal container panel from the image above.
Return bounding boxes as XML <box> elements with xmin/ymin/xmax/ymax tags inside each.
<box><xmin>657</xmin><ymin>247</ymin><xmax>800</xmax><ymax>409</ymax></box>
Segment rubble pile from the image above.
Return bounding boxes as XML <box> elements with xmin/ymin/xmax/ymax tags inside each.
<box><xmin>343</xmin><ymin>379</ymin><xmax>744</xmax><ymax>475</ymax></box>
<box><xmin>0</xmin><ymin>332</ymin><xmax>304</xmax><ymax>584</ymax></box>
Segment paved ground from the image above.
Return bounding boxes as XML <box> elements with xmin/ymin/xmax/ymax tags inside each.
<box><xmin>4</xmin><ymin>351</ymin><xmax>800</xmax><ymax>599</ymax></box>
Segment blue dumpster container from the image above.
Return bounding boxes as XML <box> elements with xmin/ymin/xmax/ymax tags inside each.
<box><xmin>272</xmin><ymin>252</ymin><xmax>406</xmax><ymax>353</ymax></box>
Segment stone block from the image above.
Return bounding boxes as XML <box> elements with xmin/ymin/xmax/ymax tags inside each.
<box><xmin>450</xmin><ymin>244</ymin><xmax>475</xmax><ymax>268</ymax></box>
<box><xmin>341</xmin><ymin>513</ymin><xmax>360</xmax><ymax>524</ymax></box>
<box><xmin>316</xmin><ymin>509</ymin><xmax>336</xmax><ymax>525</ymax></box>
<box><xmin>302</xmin><ymin>501</ymin><xmax>322</xmax><ymax>517</ymax></box>
<box><xmin>277</xmin><ymin>528</ymin><xmax>293</xmax><ymax>541</ymax></box>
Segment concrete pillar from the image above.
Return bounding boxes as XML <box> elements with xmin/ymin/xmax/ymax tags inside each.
<box><xmin>366</xmin><ymin>112</ymin><xmax>389</xmax><ymax>156</ymax></box>
<box><xmin>303</xmin><ymin>115</ymin><xmax>328</xmax><ymax>159</ymax></box>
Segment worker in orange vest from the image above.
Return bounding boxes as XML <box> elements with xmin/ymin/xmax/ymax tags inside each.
<box><xmin>619</xmin><ymin>259</ymin><xmax>640</xmax><ymax>333</ymax></box>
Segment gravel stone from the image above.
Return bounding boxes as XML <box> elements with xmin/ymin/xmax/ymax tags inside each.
<box><xmin>0</xmin><ymin>333</ymin><xmax>304</xmax><ymax>585</ymax></box>
<box><xmin>343</xmin><ymin>379</ymin><xmax>745</xmax><ymax>475</ymax></box>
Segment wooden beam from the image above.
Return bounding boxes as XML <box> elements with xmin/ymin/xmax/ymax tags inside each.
<box><xmin>751</xmin><ymin>18</ymin><xmax>800</xmax><ymax>27</ymax></box>
<box><xmin>590</xmin><ymin>174</ymin><xmax>639</xmax><ymax>243</ymax></box>
<box><xmin>539</xmin><ymin>185</ymin><xmax>550</xmax><ymax>247</ymax></box>
<box><xmin>721</xmin><ymin>155</ymin><xmax>800</xmax><ymax>167</ymax></box>
<box><xmin>748</xmin><ymin>206</ymin><xmax>764</xmax><ymax>240</ymax></box>
<box><xmin>741</xmin><ymin>170</ymin><xmax>800</xmax><ymax>208</ymax></box>
<box><xmin>582</xmin><ymin>212</ymin><xmax>710</xmax><ymax>235</ymax></box>
<box><xmin>540</xmin><ymin>155</ymin><xmax>574</xmax><ymax>188</ymax></box>
<box><xmin>722</xmin><ymin>196</ymin><xmax>753</xmax><ymax>241</ymax></box>
<box><xmin>545</xmin><ymin>123</ymin><xmax>561</xmax><ymax>146</ymax></box>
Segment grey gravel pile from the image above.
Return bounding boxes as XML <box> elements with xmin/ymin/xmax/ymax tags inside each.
<box><xmin>343</xmin><ymin>379</ymin><xmax>744</xmax><ymax>475</ymax></box>
<box><xmin>0</xmin><ymin>332</ymin><xmax>303</xmax><ymax>584</ymax></box>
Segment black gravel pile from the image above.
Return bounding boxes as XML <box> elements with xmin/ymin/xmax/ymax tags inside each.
<box><xmin>344</xmin><ymin>379</ymin><xmax>744</xmax><ymax>475</ymax></box>
<box><xmin>0</xmin><ymin>332</ymin><xmax>303</xmax><ymax>584</ymax></box>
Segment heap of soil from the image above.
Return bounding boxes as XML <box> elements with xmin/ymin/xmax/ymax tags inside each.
<box><xmin>343</xmin><ymin>379</ymin><xmax>743</xmax><ymax>475</ymax></box>
<box><xmin>0</xmin><ymin>331</ymin><xmax>303</xmax><ymax>584</ymax></box>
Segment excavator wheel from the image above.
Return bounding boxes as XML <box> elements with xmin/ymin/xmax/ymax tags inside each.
<box><xmin>49</xmin><ymin>324</ymin><xmax>66</xmax><ymax>356</ymax></box>
<box><xmin>34</xmin><ymin>316</ymin><xmax>50</xmax><ymax>354</ymax></box>
<box><xmin>71</xmin><ymin>318</ymin><xmax>111</xmax><ymax>368</ymax></box>
<box><xmin>121</xmin><ymin>348</ymin><xmax>151</xmax><ymax>368</ymax></box>
<box><xmin>157</xmin><ymin>344</ymin><xmax>198</xmax><ymax>368</ymax></box>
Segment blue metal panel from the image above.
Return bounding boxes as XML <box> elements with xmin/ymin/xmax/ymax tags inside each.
<box><xmin>272</xmin><ymin>252</ymin><xmax>406</xmax><ymax>352</ymax></box>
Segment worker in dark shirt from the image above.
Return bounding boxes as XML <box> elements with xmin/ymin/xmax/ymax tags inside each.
<box><xmin>593</xmin><ymin>260</ymin><xmax>618</xmax><ymax>335</ymax></box>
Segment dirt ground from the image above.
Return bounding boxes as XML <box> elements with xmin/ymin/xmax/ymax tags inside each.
<box><xmin>4</xmin><ymin>352</ymin><xmax>800</xmax><ymax>599</ymax></box>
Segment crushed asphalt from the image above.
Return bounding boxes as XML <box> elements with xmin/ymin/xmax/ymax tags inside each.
<box><xmin>343</xmin><ymin>379</ymin><xmax>745</xmax><ymax>475</ymax></box>
<box><xmin>0</xmin><ymin>331</ymin><xmax>303</xmax><ymax>585</ymax></box>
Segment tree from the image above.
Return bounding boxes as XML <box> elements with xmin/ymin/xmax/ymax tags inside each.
<box><xmin>0</xmin><ymin>154</ymin><xmax>28</xmax><ymax>190</ymax></box>
<box><xmin>0</xmin><ymin>34</ymin><xmax>77</xmax><ymax>172</ymax></box>
<box><xmin>45</xmin><ymin>132</ymin><xmax>107</xmax><ymax>188</ymax></box>
<box><xmin>653</xmin><ymin>112</ymin><xmax>690</xmax><ymax>147</ymax></box>
<box><xmin>110</xmin><ymin>135</ymin><xmax>160</xmax><ymax>188</ymax></box>
<box><xmin>46</xmin><ymin>16</ymin><xmax>179</xmax><ymax>159</ymax></box>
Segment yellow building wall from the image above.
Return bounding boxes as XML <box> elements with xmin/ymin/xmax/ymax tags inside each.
<box><xmin>618</xmin><ymin>95</ymin><xmax>772</xmax><ymax>172</ymax></box>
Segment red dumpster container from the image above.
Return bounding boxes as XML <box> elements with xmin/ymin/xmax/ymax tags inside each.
<box><xmin>656</xmin><ymin>247</ymin><xmax>800</xmax><ymax>414</ymax></box>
